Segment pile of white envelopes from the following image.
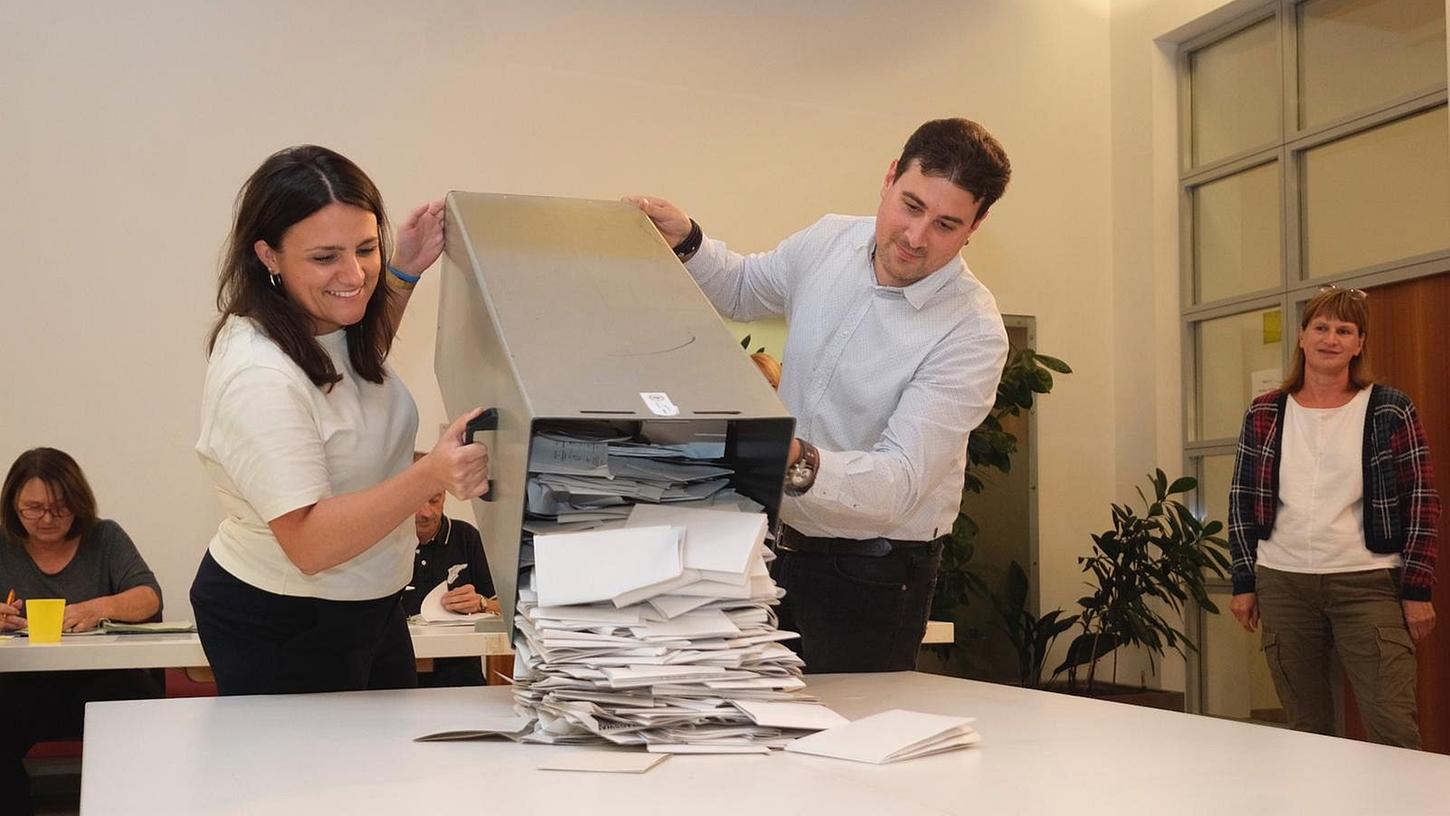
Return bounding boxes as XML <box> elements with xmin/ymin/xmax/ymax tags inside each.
<box><xmin>511</xmin><ymin>503</ymin><xmax>821</xmax><ymax>753</ymax></box>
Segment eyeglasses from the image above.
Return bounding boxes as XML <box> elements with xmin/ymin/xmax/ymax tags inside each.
<box><xmin>1318</xmin><ymin>284</ymin><xmax>1368</xmax><ymax>301</ymax></box>
<box><xmin>17</xmin><ymin>503</ymin><xmax>73</xmax><ymax>521</ymax></box>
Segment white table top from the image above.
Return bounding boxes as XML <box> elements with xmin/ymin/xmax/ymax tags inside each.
<box><xmin>0</xmin><ymin>625</ymin><xmax>510</xmax><ymax>672</ymax></box>
<box><xmin>78</xmin><ymin>671</ymin><xmax>1450</xmax><ymax>815</ymax></box>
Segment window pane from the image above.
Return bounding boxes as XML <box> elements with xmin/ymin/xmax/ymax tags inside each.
<box><xmin>1194</xmin><ymin>308</ymin><xmax>1284</xmax><ymax>441</ymax></box>
<box><xmin>1298</xmin><ymin>0</ymin><xmax>1447</xmax><ymax>129</ymax></box>
<box><xmin>1193</xmin><ymin>162</ymin><xmax>1282</xmax><ymax>303</ymax></box>
<box><xmin>1191</xmin><ymin>18</ymin><xmax>1281</xmax><ymax>166</ymax></box>
<box><xmin>1194</xmin><ymin>453</ymin><xmax>1236</xmax><ymax>531</ymax></box>
<box><xmin>1200</xmin><ymin>589</ymin><xmax>1284</xmax><ymax>723</ymax></box>
<box><xmin>1303</xmin><ymin>106</ymin><xmax>1450</xmax><ymax>279</ymax></box>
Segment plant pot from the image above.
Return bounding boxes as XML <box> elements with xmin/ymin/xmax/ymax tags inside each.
<box><xmin>1042</xmin><ymin>681</ymin><xmax>1184</xmax><ymax>712</ymax></box>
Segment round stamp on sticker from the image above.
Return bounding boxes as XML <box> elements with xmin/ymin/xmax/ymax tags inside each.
<box><xmin>639</xmin><ymin>392</ymin><xmax>680</xmax><ymax>417</ymax></box>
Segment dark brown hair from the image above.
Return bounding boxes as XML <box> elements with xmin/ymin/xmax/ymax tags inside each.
<box><xmin>896</xmin><ymin>118</ymin><xmax>1012</xmax><ymax>219</ymax></box>
<box><xmin>1281</xmin><ymin>287</ymin><xmax>1373</xmax><ymax>393</ymax></box>
<box><xmin>2</xmin><ymin>447</ymin><xmax>98</xmax><ymax>542</ymax></box>
<box><xmin>208</xmin><ymin>145</ymin><xmax>396</xmax><ymax>389</ymax></box>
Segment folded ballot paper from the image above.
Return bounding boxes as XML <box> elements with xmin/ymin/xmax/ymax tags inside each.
<box><xmin>783</xmin><ymin>709</ymin><xmax>981</xmax><ymax>764</ymax></box>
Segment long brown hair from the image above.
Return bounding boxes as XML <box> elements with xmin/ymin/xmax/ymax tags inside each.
<box><xmin>208</xmin><ymin>145</ymin><xmax>396</xmax><ymax>389</ymax></box>
<box><xmin>1281</xmin><ymin>287</ymin><xmax>1372</xmax><ymax>393</ymax></box>
<box><xmin>2</xmin><ymin>447</ymin><xmax>98</xmax><ymax>542</ymax></box>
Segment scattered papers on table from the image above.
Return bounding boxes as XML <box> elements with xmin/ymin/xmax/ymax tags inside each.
<box><xmin>783</xmin><ymin>709</ymin><xmax>980</xmax><ymax>764</ymax></box>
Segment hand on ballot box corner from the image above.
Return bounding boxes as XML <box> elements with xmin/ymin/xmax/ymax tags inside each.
<box><xmin>392</xmin><ymin>198</ymin><xmax>446</xmax><ymax>279</ymax></box>
<box><xmin>620</xmin><ymin>195</ymin><xmax>692</xmax><ymax>248</ymax></box>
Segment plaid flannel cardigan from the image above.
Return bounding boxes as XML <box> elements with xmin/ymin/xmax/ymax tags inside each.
<box><xmin>1227</xmin><ymin>385</ymin><xmax>1440</xmax><ymax>601</ymax></box>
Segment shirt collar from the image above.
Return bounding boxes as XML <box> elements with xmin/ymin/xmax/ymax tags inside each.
<box><xmin>419</xmin><ymin>516</ymin><xmax>450</xmax><ymax>549</ymax></box>
<box><xmin>863</xmin><ymin>241</ymin><xmax>964</xmax><ymax>310</ymax></box>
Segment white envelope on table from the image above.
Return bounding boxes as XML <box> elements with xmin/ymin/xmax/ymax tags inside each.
<box><xmin>783</xmin><ymin>709</ymin><xmax>979</xmax><ymax>764</ymax></box>
<box><xmin>532</xmin><ymin>525</ymin><xmax>684</xmax><ymax>607</ymax></box>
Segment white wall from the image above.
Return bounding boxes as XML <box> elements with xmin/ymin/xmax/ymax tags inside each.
<box><xmin>2</xmin><ymin>2</ymin><xmax>1121</xmax><ymax>660</ymax></box>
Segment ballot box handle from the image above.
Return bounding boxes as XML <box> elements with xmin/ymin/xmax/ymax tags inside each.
<box><xmin>463</xmin><ymin>408</ymin><xmax>499</xmax><ymax>502</ymax></box>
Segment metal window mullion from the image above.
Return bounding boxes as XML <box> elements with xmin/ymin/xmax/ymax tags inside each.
<box><xmin>1286</xmin><ymin>90</ymin><xmax>1450</xmax><ymax>154</ymax></box>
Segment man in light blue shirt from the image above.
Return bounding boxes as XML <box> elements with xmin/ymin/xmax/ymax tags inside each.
<box><xmin>627</xmin><ymin>118</ymin><xmax>1010</xmax><ymax>672</ymax></box>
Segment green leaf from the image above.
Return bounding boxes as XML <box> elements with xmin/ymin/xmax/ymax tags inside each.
<box><xmin>1035</xmin><ymin>354</ymin><xmax>1072</xmax><ymax>373</ymax></box>
<box><xmin>1167</xmin><ymin>476</ymin><xmax>1197</xmax><ymax>495</ymax></box>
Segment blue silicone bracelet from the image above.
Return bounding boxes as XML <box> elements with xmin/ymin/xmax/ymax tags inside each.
<box><xmin>389</xmin><ymin>264</ymin><xmax>421</xmax><ymax>284</ymax></box>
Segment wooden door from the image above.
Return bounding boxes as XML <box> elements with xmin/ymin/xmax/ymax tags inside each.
<box><xmin>1343</xmin><ymin>271</ymin><xmax>1450</xmax><ymax>753</ymax></box>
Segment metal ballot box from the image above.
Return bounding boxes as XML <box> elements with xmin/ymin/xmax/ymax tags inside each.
<box><xmin>435</xmin><ymin>192</ymin><xmax>794</xmax><ymax>634</ymax></box>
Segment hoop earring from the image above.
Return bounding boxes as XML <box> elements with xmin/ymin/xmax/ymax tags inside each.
<box><xmin>268</xmin><ymin>270</ymin><xmax>281</xmax><ymax>289</ymax></box>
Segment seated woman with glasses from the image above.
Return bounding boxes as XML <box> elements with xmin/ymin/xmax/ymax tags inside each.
<box><xmin>0</xmin><ymin>446</ymin><xmax>164</xmax><ymax>815</ymax></box>
<box><xmin>1227</xmin><ymin>286</ymin><xmax>1439</xmax><ymax>749</ymax></box>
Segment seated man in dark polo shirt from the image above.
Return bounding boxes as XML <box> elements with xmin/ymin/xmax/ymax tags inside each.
<box><xmin>401</xmin><ymin>482</ymin><xmax>498</xmax><ymax>687</ymax></box>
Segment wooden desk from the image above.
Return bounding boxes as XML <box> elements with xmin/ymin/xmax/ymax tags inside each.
<box><xmin>77</xmin><ymin>671</ymin><xmax>1450</xmax><ymax>815</ymax></box>
<box><xmin>0</xmin><ymin>625</ymin><xmax>510</xmax><ymax>673</ymax></box>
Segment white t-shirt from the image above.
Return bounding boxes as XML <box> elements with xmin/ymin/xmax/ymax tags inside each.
<box><xmin>196</xmin><ymin>316</ymin><xmax>419</xmax><ymax>600</ymax></box>
<box><xmin>1258</xmin><ymin>387</ymin><xmax>1401</xmax><ymax>575</ymax></box>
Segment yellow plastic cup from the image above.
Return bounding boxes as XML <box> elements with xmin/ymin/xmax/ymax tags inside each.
<box><xmin>26</xmin><ymin>598</ymin><xmax>66</xmax><ymax>643</ymax></box>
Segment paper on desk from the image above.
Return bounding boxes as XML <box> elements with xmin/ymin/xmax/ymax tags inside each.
<box><xmin>784</xmin><ymin>709</ymin><xmax>980</xmax><ymax>764</ymax></box>
<box><xmin>733</xmin><ymin>700</ymin><xmax>849</xmax><ymax>731</ymax></box>
<box><xmin>537</xmin><ymin>751</ymin><xmax>670</xmax><ymax>773</ymax></box>
<box><xmin>414</xmin><ymin>716</ymin><xmax>536</xmax><ymax>742</ymax></box>
<box><xmin>532</xmin><ymin>525</ymin><xmax>685</xmax><ymax>607</ymax></box>
<box><xmin>419</xmin><ymin>568</ymin><xmax>490</xmax><ymax>624</ymax></box>
<box><xmin>99</xmin><ymin>620</ymin><xmax>196</xmax><ymax>634</ymax></box>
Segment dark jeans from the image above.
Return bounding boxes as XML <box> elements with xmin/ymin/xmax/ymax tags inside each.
<box><xmin>772</xmin><ymin>538</ymin><xmax>944</xmax><ymax>673</ymax></box>
<box><xmin>1</xmin><ymin>669</ymin><xmax>163</xmax><ymax>816</ymax></box>
<box><xmin>190</xmin><ymin>551</ymin><xmax>416</xmax><ymax>696</ymax></box>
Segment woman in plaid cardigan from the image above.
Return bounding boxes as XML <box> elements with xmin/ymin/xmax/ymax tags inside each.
<box><xmin>1227</xmin><ymin>287</ymin><xmax>1438</xmax><ymax>748</ymax></box>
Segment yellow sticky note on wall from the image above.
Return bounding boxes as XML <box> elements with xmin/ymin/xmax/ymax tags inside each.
<box><xmin>1263</xmin><ymin>310</ymin><xmax>1282</xmax><ymax>345</ymax></box>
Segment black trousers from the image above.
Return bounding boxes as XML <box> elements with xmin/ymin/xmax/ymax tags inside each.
<box><xmin>772</xmin><ymin>536</ymin><xmax>945</xmax><ymax>674</ymax></box>
<box><xmin>418</xmin><ymin>657</ymin><xmax>486</xmax><ymax>688</ymax></box>
<box><xmin>190</xmin><ymin>551</ymin><xmax>416</xmax><ymax>696</ymax></box>
<box><xmin>1</xmin><ymin>668</ymin><xmax>162</xmax><ymax>816</ymax></box>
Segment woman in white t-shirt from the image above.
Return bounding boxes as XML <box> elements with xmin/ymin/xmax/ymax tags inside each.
<box><xmin>1227</xmin><ymin>286</ymin><xmax>1439</xmax><ymax>748</ymax></box>
<box><xmin>190</xmin><ymin>145</ymin><xmax>490</xmax><ymax>695</ymax></box>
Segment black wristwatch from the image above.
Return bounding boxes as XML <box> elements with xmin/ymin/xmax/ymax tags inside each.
<box><xmin>672</xmin><ymin>219</ymin><xmax>703</xmax><ymax>260</ymax></box>
<box><xmin>784</xmin><ymin>439</ymin><xmax>819</xmax><ymax>496</ymax></box>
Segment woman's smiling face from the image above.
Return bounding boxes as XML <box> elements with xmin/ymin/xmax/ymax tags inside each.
<box><xmin>256</xmin><ymin>201</ymin><xmax>381</xmax><ymax>335</ymax></box>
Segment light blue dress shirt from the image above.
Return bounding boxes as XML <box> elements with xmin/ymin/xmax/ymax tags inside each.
<box><xmin>686</xmin><ymin>214</ymin><xmax>1007</xmax><ymax>541</ymax></box>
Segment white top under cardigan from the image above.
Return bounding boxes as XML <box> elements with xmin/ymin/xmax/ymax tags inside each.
<box><xmin>196</xmin><ymin>316</ymin><xmax>419</xmax><ymax>600</ymax></box>
<box><xmin>1257</xmin><ymin>387</ymin><xmax>1401</xmax><ymax>575</ymax></box>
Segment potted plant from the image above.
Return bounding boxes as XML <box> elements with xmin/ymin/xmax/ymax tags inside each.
<box><xmin>1053</xmin><ymin>470</ymin><xmax>1231</xmax><ymax>697</ymax></box>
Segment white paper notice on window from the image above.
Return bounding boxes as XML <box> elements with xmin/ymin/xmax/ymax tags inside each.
<box><xmin>1250</xmin><ymin>368</ymin><xmax>1283</xmax><ymax>398</ymax></box>
<box><xmin>639</xmin><ymin>392</ymin><xmax>680</xmax><ymax>416</ymax></box>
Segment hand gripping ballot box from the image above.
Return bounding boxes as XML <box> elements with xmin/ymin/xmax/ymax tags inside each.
<box><xmin>434</xmin><ymin>192</ymin><xmax>794</xmax><ymax>635</ymax></box>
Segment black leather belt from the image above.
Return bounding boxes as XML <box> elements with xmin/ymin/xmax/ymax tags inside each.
<box><xmin>777</xmin><ymin>526</ymin><xmax>943</xmax><ymax>557</ymax></box>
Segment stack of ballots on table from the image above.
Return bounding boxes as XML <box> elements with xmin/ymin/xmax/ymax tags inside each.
<box><xmin>511</xmin><ymin>502</ymin><xmax>827</xmax><ymax>753</ymax></box>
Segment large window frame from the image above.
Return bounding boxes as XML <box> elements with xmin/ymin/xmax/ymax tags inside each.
<box><xmin>1176</xmin><ymin>0</ymin><xmax>1449</xmax><ymax>715</ymax></box>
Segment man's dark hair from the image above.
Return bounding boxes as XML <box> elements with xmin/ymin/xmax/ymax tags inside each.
<box><xmin>2</xmin><ymin>447</ymin><xmax>98</xmax><ymax>542</ymax></box>
<box><xmin>208</xmin><ymin>145</ymin><xmax>396</xmax><ymax>389</ymax></box>
<box><xmin>896</xmin><ymin>118</ymin><xmax>1011</xmax><ymax>219</ymax></box>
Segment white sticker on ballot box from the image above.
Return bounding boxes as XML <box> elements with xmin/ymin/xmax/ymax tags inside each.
<box><xmin>639</xmin><ymin>392</ymin><xmax>680</xmax><ymax>416</ymax></box>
